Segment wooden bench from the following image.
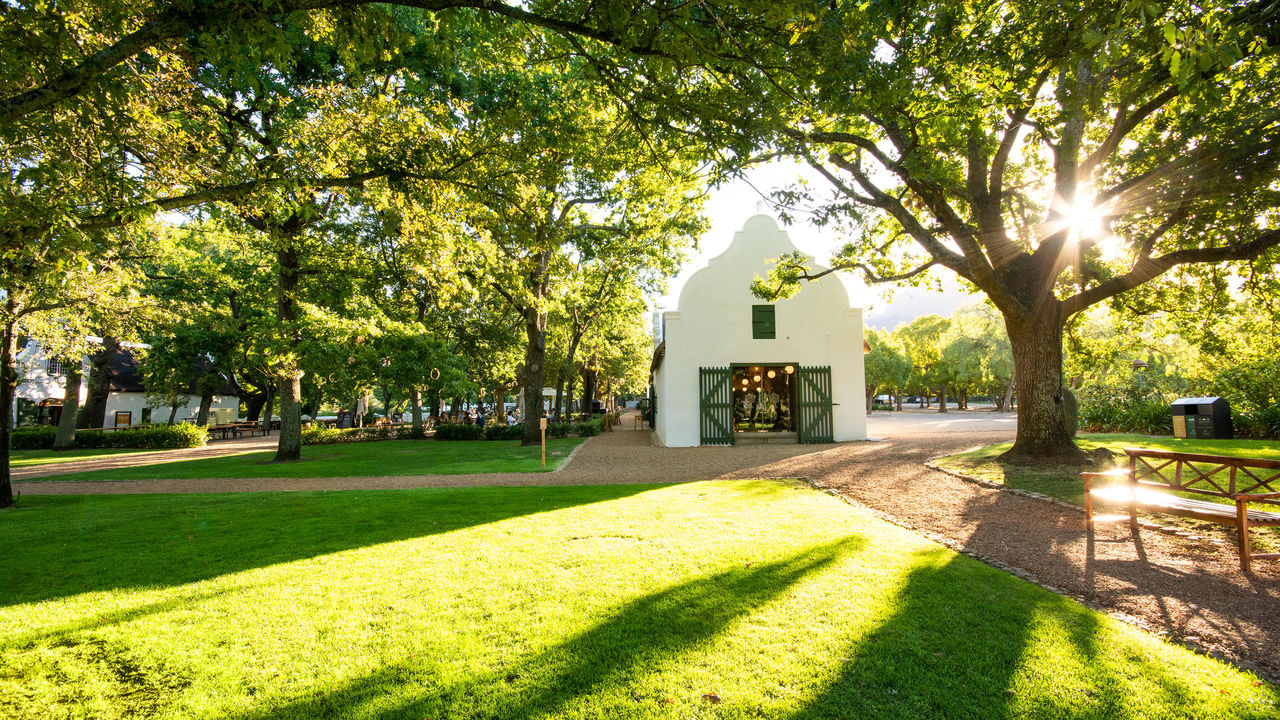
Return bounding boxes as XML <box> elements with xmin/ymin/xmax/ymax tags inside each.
<box><xmin>1082</xmin><ymin>447</ymin><xmax>1280</xmax><ymax>572</ymax></box>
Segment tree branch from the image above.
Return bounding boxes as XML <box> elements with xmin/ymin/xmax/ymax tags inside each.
<box><xmin>1061</xmin><ymin>228</ymin><xmax>1280</xmax><ymax>316</ymax></box>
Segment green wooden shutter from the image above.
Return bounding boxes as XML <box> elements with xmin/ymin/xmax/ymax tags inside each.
<box><xmin>751</xmin><ymin>305</ymin><xmax>776</xmax><ymax>339</ymax></box>
<box><xmin>797</xmin><ymin>365</ymin><xmax>833</xmax><ymax>443</ymax></box>
<box><xmin>698</xmin><ymin>366</ymin><xmax>733</xmax><ymax>445</ymax></box>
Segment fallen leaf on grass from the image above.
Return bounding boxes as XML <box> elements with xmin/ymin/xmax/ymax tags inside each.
<box><xmin>702</xmin><ymin>692</ymin><xmax>722</xmax><ymax>703</ymax></box>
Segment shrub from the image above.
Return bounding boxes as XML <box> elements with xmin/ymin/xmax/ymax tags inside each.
<box><xmin>77</xmin><ymin>423</ymin><xmax>209</xmax><ymax>449</ymax></box>
<box><xmin>1077</xmin><ymin>379</ymin><xmax>1174</xmax><ymax>435</ymax></box>
<box><xmin>434</xmin><ymin>423</ymin><xmax>484</xmax><ymax>441</ymax></box>
<box><xmin>11</xmin><ymin>426</ymin><xmax>56</xmax><ymax>449</ymax></box>
<box><xmin>483</xmin><ymin>424</ymin><xmax>524</xmax><ymax>441</ymax></box>
<box><xmin>437</xmin><ymin>420</ymin><xmax>600</xmax><ymax>441</ymax></box>
<box><xmin>571</xmin><ymin>419</ymin><xmax>603</xmax><ymax>437</ymax></box>
<box><xmin>1232</xmin><ymin>405</ymin><xmax>1280</xmax><ymax>440</ymax></box>
<box><xmin>302</xmin><ymin>424</ymin><xmax>408</xmax><ymax>445</ymax></box>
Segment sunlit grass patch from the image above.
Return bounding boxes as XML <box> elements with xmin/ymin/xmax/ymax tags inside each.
<box><xmin>1</xmin><ymin>480</ymin><xmax>1274</xmax><ymax>719</ymax></box>
<box><xmin>11</xmin><ymin>447</ymin><xmax>159</xmax><ymax>468</ymax></box>
<box><xmin>30</xmin><ymin>437</ymin><xmax>586</xmax><ymax>481</ymax></box>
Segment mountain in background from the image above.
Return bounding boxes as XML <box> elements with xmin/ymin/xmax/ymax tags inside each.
<box><xmin>863</xmin><ymin>286</ymin><xmax>977</xmax><ymax>331</ymax></box>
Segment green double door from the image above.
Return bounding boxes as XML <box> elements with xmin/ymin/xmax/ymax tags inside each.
<box><xmin>698</xmin><ymin>365</ymin><xmax>832</xmax><ymax>445</ymax></box>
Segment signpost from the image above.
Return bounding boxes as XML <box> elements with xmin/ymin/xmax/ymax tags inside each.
<box><xmin>539</xmin><ymin>416</ymin><xmax>548</xmax><ymax>468</ymax></box>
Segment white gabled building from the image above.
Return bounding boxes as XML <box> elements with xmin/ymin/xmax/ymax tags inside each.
<box><xmin>13</xmin><ymin>341</ymin><xmax>238</xmax><ymax>427</ymax></box>
<box><xmin>650</xmin><ymin>215</ymin><xmax>868</xmax><ymax>446</ymax></box>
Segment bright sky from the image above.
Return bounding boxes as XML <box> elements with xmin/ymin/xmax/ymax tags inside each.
<box><xmin>658</xmin><ymin>161</ymin><xmax>977</xmax><ymax>330</ymax></box>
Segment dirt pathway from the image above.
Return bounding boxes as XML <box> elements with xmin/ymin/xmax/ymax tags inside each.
<box><xmin>12</xmin><ymin>434</ymin><xmax>276</xmax><ymax>480</ymax></box>
<box><xmin>13</xmin><ymin>421</ymin><xmax>1279</xmax><ymax>681</ymax></box>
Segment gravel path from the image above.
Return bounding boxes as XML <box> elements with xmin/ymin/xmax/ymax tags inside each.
<box><xmin>13</xmin><ymin>420</ymin><xmax>1279</xmax><ymax>681</ymax></box>
<box><xmin>11</xmin><ymin>434</ymin><xmax>276</xmax><ymax>480</ymax></box>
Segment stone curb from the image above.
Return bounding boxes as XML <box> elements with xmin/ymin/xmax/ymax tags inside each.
<box><xmin>549</xmin><ymin>435</ymin><xmax>593</xmax><ymax>473</ymax></box>
<box><xmin>801</xmin><ymin>464</ymin><xmax>1277</xmax><ymax>687</ymax></box>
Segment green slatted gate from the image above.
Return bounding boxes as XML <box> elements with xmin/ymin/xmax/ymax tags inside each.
<box><xmin>698</xmin><ymin>366</ymin><xmax>733</xmax><ymax>445</ymax></box>
<box><xmin>797</xmin><ymin>365</ymin><xmax>833</xmax><ymax>443</ymax></box>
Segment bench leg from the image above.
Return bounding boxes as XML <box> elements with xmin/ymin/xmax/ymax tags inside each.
<box><xmin>1082</xmin><ymin>474</ymin><xmax>1094</xmax><ymax>533</ymax></box>
<box><xmin>1236</xmin><ymin>500</ymin><xmax>1252</xmax><ymax>574</ymax></box>
<box><xmin>1127</xmin><ymin>479</ymin><xmax>1139</xmax><ymax>534</ymax></box>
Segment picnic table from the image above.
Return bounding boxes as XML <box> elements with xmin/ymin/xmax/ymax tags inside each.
<box><xmin>207</xmin><ymin>422</ymin><xmax>274</xmax><ymax>440</ymax></box>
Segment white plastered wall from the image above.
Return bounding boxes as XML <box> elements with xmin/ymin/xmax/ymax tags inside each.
<box><xmin>656</xmin><ymin>215</ymin><xmax>867</xmax><ymax>447</ymax></box>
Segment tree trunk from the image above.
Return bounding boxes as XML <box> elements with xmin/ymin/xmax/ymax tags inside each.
<box><xmin>936</xmin><ymin>387</ymin><xmax>947</xmax><ymax>413</ymax></box>
<box><xmin>865</xmin><ymin>385</ymin><xmax>875</xmax><ymax>413</ymax></box>
<box><xmin>277</xmin><ymin>372</ymin><xmax>303</xmax><ymax>459</ymax></box>
<box><xmin>410</xmin><ymin>387</ymin><xmax>423</xmax><ymax>433</ymax></box>
<box><xmin>53</xmin><ymin>361</ymin><xmax>82</xmax><ymax>449</ymax></box>
<box><xmin>260</xmin><ymin>382</ymin><xmax>274</xmax><ymax>431</ymax></box>
<box><xmin>1001</xmin><ymin>312</ymin><xmax>1087</xmax><ymax>463</ymax></box>
<box><xmin>566</xmin><ymin>373</ymin><xmax>578</xmax><ymax>422</ymax></box>
<box><xmin>79</xmin><ymin>336</ymin><xmax>119</xmax><ymax>428</ymax></box>
<box><xmin>581</xmin><ymin>361</ymin><xmax>599</xmax><ymax>415</ymax></box>
<box><xmin>1003</xmin><ymin>378</ymin><xmax>1016</xmax><ymax>411</ymax></box>
<box><xmin>1</xmin><ymin>318</ymin><xmax>19</xmax><ymax>507</ymax></box>
<box><xmin>245</xmin><ymin>393</ymin><xmax>266</xmax><ymax>422</ymax></box>
<box><xmin>274</xmin><ymin>246</ymin><xmax>303</xmax><ymax>462</ymax></box>
<box><xmin>312</xmin><ymin>384</ymin><xmax>323</xmax><ymax>419</ymax></box>
<box><xmin>168</xmin><ymin>404</ymin><xmax>179</xmax><ymax>424</ymax></box>
<box><xmin>195</xmin><ymin>387</ymin><xmax>214</xmax><ymax>426</ymax></box>
<box><xmin>520</xmin><ymin>305</ymin><xmax>549</xmax><ymax>446</ymax></box>
<box><xmin>895</xmin><ymin>391</ymin><xmax>902</xmax><ymax>411</ymax></box>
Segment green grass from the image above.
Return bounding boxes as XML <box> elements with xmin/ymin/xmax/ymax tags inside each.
<box><xmin>10</xmin><ymin>447</ymin><xmax>160</xmax><ymax>468</ymax></box>
<box><xmin>1</xmin><ymin>481</ymin><xmax>1274</xmax><ymax>719</ymax></box>
<box><xmin>933</xmin><ymin>434</ymin><xmax>1280</xmax><ymax>505</ymax></box>
<box><xmin>29</xmin><ymin>438</ymin><xmax>587</xmax><ymax>481</ymax></box>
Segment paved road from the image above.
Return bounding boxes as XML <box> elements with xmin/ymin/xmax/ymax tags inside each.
<box><xmin>867</xmin><ymin>407</ymin><xmax>1018</xmax><ymax>435</ymax></box>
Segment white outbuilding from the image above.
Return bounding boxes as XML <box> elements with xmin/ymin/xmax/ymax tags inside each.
<box><xmin>650</xmin><ymin>215</ymin><xmax>867</xmax><ymax>446</ymax></box>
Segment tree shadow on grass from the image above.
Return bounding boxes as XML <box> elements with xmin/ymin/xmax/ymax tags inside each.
<box><xmin>0</xmin><ymin>484</ymin><xmax>657</xmax><ymax>607</ymax></box>
<box><xmin>786</xmin><ymin>549</ymin><xmax>1038</xmax><ymax>719</ymax></box>
<box><xmin>214</xmin><ymin>536</ymin><xmax>866</xmax><ymax>720</ymax></box>
<box><xmin>788</xmin><ymin>549</ymin><xmax>1279</xmax><ymax>719</ymax></box>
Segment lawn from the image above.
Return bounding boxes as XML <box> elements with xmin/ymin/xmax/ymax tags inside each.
<box><xmin>11</xmin><ymin>447</ymin><xmax>158</xmax><ymax>469</ymax></box>
<box><xmin>932</xmin><ymin>433</ymin><xmax>1280</xmax><ymax>505</ymax></box>
<box><xmin>29</xmin><ymin>438</ymin><xmax>587</xmax><ymax>481</ymax></box>
<box><xmin>1</xmin><ymin>481</ymin><xmax>1274</xmax><ymax>719</ymax></box>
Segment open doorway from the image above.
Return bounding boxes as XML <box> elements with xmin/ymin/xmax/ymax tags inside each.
<box><xmin>731</xmin><ymin>364</ymin><xmax>797</xmax><ymax>435</ymax></box>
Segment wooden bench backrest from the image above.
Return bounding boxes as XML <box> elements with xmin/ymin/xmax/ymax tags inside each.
<box><xmin>1125</xmin><ymin>447</ymin><xmax>1280</xmax><ymax>503</ymax></box>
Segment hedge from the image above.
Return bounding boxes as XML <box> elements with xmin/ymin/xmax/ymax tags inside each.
<box><xmin>434</xmin><ymin>423</ymin><xmax>485</xmax><ymax>441</ymax></box>
<box><xmin>10</xmin><ymin>427</ymin><xmax>56</xmax><ymax>450</ymax></box>
<box><xmin>301</xmin><ymin>424</ymin><xmax>410</xmax><ymax>445</ymax></box>
<box><xmin>10</xmin><ymin>423</ymin><xmax>208</xmax><ymax>450</ymax></box>
<box><xmin>435</xmin><ymin>419</ymin><xmax>603</xmax><ymax>441</ymax></box>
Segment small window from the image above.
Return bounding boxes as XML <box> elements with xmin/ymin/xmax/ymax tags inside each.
<box><xmin>752</xmin><ymin>305</ymin><xmax>776</xmax><ymax>339</ymax></box>
<box><xmin>46</xmin><ymin>358</ymin><xmax>64</xmax><ymax>376</ymax></box>
<box><xmin>140</xmin><ymin>407</ymin><xmax>152</xmax><ymax>425</ymax></box>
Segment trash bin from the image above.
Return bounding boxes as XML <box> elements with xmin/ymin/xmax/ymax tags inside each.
<box><xmin>1171</xmin><ymin>397</ymin><xmax>1233</xmax><ymax>439</ymax></box>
